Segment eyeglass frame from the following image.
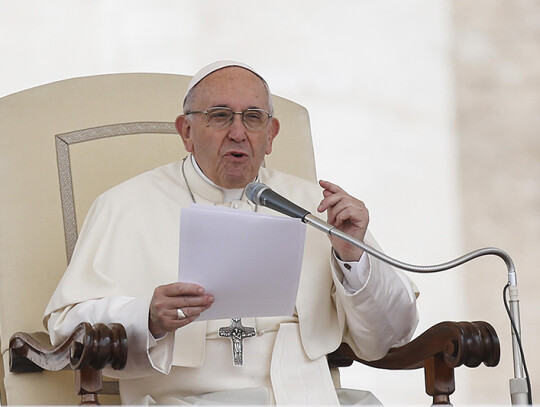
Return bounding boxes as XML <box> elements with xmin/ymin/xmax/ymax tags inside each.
<box><xmin>184</xmin><ymin>107</ymin><xmax>274</xmax><ymax>131</ymax></box>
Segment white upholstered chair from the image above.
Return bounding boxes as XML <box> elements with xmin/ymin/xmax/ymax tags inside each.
<box><xmin>0</xmin><ymin>73</ymin><xmax>499</xmax><ymax>405</ymax></box>
<box><xmin>0</xmin><ymin>73</ymin><xmax>315</xmax><ymax>405</ymax></box>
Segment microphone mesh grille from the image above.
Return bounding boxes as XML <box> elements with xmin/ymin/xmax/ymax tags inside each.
<box><xmin>245</xmin><ymin>182</ymin><xmax>267</xmax><ymax>204</ymax></box>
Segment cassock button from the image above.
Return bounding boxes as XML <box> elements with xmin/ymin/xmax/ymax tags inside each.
<box><xmin>344</xmin><ymin>263</ymin><xmax>352</xmax><ymax>271</ymax></box>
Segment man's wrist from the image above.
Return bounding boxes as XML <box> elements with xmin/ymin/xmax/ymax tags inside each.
<box><xmin>334</xmin><ymin>248</ymin><xmax>364</xmax><ymax>263</ymax></box>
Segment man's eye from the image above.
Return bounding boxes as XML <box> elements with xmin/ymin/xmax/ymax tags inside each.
<box><xmin>245</xmin><ymin>112</ymin><xmax>262</xmax><ymax>120</ymax></box>
<box><xmin>209</xmin><ymin>112</ymin><xmax>230</xmax><ymax>119</ymax></box>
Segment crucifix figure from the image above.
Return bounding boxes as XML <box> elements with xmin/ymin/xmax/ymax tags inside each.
<box><xmin>218</xmin><ymin>318</ymin><xmax>256</xmax><ymax>366</ymax></box>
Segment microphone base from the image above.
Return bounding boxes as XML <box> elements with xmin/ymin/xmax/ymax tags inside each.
<box><xmin>510</xmin><ymin>378</ymin><xmax>529</xmax><ymax>405</ymax></box>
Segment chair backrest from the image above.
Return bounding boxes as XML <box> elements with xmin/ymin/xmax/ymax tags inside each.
<box><xmin>0</xmin><ymin>73</ymin><xmax>316</xmax><ymax>405</ymax></box>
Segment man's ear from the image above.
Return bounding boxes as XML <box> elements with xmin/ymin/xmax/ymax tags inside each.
<box><xmin>175</xmin><ymin>115</ymin><xmax>194</xmax><ymax>152</ymax></box>
<box><xmin>265</xmin><ymin>117</ymin><xmax>280</xmax><ymax>155</ymax></box>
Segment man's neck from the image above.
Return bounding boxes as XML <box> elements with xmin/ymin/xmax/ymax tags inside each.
<box><xmin>190</xmin><ymin>155</ymin><xmax>245</xmax><ymax>203</ymax></box>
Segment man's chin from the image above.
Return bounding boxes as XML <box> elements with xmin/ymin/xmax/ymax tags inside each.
<box><xmin>222</xmin><ymin>179</ymin><xmax>251</xmax><ymax>189</ymax></box>
<box><xmin>219</xmin><ymin>172</ymin><xmax>254</xmax><ymax>189</ymax></box>
<box><xmin>218</xmin><ymin>165</ymin><xmax>257</xmax><ymax>189</ymax></box>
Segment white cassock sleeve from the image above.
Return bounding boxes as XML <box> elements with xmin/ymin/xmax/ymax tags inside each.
<box><xmin>330</xmin><ymin>240</ymin><xmax>419</xmax><ymax>360</ymax></box>
<box><xmin>47</xmin><ymin>296</ymin><xmax>174</xmax><ymax>378</ymax></box>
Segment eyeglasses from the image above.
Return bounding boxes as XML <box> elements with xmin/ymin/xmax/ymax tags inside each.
<box><xmin>185</xmin><ymin>107</ymin><xmax>273</xmax><ymax>131</ymax></box>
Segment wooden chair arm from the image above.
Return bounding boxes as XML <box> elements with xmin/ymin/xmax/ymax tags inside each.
<box><xmin>9</xmin><ymin>322</ymin><xmax>127</xmax><ymax>405</ymax></box>
<box><xmin>8</xmin><ymin>321</ymin><xmax>499</xmax><ymax>405</ymax></box>
<box><xmin>328</xmin><ymin>321</ymin><xmax>500</xmax><ymax>405</ymax></box>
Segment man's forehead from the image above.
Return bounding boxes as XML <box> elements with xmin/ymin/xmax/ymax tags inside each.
<box><xmin>184</xmin><ymin>60</ymin><xmax>266</xmax><ymax>103</ymax></box>
<box><xmin>189</xmin><ymin>67</ymin><xmax>269</xmax><ymax>110</ymax></box>
<box><xmin>199</xmin><ymin>67</ymin><xmax>264</xmax><ymax>89</ymax></box>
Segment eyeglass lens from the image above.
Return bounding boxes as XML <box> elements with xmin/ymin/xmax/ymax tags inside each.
<box><xmin>206</xmin><ymin>108</ymin><xmax>269</xmax><ymax>130</ymax></box>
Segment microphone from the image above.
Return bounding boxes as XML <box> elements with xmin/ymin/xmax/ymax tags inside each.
<box><xmin>246</xmin><ymin>181</ymin><xmax>365</xmax><ymax>238</ymax></box>
<box><xmin>245</xmin><ymin>182</ymin><xmax>310</xmax><ymax>220</ymax></box>
<box><xmin>246</xmin><ymin>181</ymin><xmax>346</xmax><ymax>238</ymax></box>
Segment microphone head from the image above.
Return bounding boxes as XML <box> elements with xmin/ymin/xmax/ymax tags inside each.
<box><xmin>245</xmin><ymin>182</ymin><xmax>268</xmax><ymax>205</ymax></box>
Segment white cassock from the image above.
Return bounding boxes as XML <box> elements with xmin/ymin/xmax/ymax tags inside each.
<box><xmin>45</xmin><ymin>156</ymin><xmax>419</xmax><ymax>405</ymax></box>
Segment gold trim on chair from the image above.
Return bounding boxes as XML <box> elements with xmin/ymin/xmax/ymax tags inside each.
<box><xmin>55</xmin><ymin>121</ymin><xmax>177</xmax><ymax>262</ymax></box>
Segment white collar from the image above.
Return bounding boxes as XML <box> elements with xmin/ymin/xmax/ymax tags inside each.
<box><xmin>190</xmin><ymin>155</ymin><xmax>245</xmax><ymax>203</ymax></box>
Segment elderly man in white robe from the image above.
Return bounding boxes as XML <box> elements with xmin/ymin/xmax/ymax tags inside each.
<box><xmin>45</xmin><ymin>61</ymin><xmax>419</xmax><ymax>405</ymax></box>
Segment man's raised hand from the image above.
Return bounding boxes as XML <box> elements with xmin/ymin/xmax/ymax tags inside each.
<box><xmin>317</xmin><ymin>180</ymin><xmax>369</xmax><ymax>262</ymax></box>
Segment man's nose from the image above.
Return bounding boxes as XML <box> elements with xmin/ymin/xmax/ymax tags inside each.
<box><xmin>227</xmin><ymin>113</ymin><xmax>247</xmax><ymax>142</ymax></box>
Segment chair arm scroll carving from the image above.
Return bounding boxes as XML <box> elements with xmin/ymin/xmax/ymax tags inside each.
<box><xmin>9</xmin><ymin>322</ymin><xmax>127</xmax><ymax>405</ymax></box>
<box><xmin>9</xmin><ymin>322</ymin><xmax>128</xmax><ymax>373</ymax></box>
<box><xmin>329</xmin><ymin>321</ymin><xmax>500</xmax><ymax>405</ymax></box>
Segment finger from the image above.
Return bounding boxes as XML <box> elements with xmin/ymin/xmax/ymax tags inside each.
<box><xmin>174</xmin><ymin>303</ymin><xmax>213</xmax><ymax>320</ymax></box>
<box><xmin>175</xmin><ymin>294</ymin><xmax>215</xmax><ymax>309</ymax></box>
<box><xmin>327</xmin><ymin>201</ymin><xmax>354</xmax><ymax>226</ymax></box>
<box><xmin>151</xmin><ymin>288</ymin><xmax>213</xmax><ymax>322</ymax></box>
<box><xmin>159</xmin><ymin>282</ymin><xmax>206</xmax><ymax>297</ymax></box>
<box><xmin>322</xmin><ymin>189</ymin><xmax>332</xmax><ymax>198</ymax></box>
<box><xmin>163</xmin><ymin>313</ymin><xmax>200</xmax><ymax>331</ymax></box>
<box><xmin>319</xmin><ymin>192</ymin><xmax>364</xmax><ymax>220</ymax></box>
<box><xmin>329</xmin><ymin>203</ymin><xmax>358</xmax><ymax>227</ymax></box>
<box><xmin>318</xmin><ymin>191</ymin><xmax>348</xmax><ymax>213</ymax></box>
<box><xmin>333</xmin><ymin>206</ymin><xmax>368</xmax><ymax>228</ymax></box>
<box><xmin>150</xmin><ymin>301</ymin><xmax>213</xmax><ymax>336</ymax></box>
<box><xmin>319</xmin><ymin>179</ymin><xmax>346</xmax><ymax>194</ymax></box>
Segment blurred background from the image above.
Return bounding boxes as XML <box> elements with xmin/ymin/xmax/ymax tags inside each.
<box><xmin>1</xmin><ymin>0</ymin><xmax>538</xmax><ymax>404</ymax></box>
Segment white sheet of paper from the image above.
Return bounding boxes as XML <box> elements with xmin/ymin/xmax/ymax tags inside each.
<box><xmin>178</xmin><ymin>204</ymin><xmax>306</xmax><ymax>320</ymax></box>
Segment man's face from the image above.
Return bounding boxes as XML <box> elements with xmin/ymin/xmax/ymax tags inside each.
<box><xmin>176</xmin><ymin>67</ymin><xmax>280</xmax><ymax>189</ymax></box>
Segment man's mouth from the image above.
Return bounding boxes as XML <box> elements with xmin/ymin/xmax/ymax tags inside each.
<box><xmin>227</xmin><ymin>151</ymin><xmax>248</xmax><ymax>159</ymax></box>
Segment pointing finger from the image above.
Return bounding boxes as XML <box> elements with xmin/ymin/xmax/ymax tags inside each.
<box><xmin>319</xmin><ymin>180</ymin><xmax>345</xmax><ymax>194</ymax></box>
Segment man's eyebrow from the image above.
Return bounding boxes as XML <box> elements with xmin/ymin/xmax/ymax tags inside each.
<box><xmin>210</xmin><ymin>105</ymin><xmax>266</xmax><ymax>110</ymax></box>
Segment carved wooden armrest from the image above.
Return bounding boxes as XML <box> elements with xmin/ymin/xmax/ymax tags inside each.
<box><xmin>9</xmin><ymin>322</ymin><xmax>127</xmax><ymax>405</ymax></box>
<box><xmin>328</xmin><ymin>321</ymin><xmax>500</xmax><ymax>405</ymax></box>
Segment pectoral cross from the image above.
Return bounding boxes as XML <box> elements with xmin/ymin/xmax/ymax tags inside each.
<box><xmin>218</xmin><ymin>318</ymin><xmax>256</xmax><ymax>366</ymax></box>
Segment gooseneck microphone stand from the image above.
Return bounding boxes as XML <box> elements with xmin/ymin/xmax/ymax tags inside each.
<box><xmin>246</xmin><ymin>182</ymin><xmax>531</xmax><ymax>405</ymax></box>
<box><xmin>303</xmin><ymin>213</ymin><xmax>529</xmax><ymax>405</ymax></box>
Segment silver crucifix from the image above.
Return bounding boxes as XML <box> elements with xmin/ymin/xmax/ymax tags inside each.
<box><xmin>218</xmin><ymin>318</ymin><xmax>256</xmax><ymax>366</ymax></box>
